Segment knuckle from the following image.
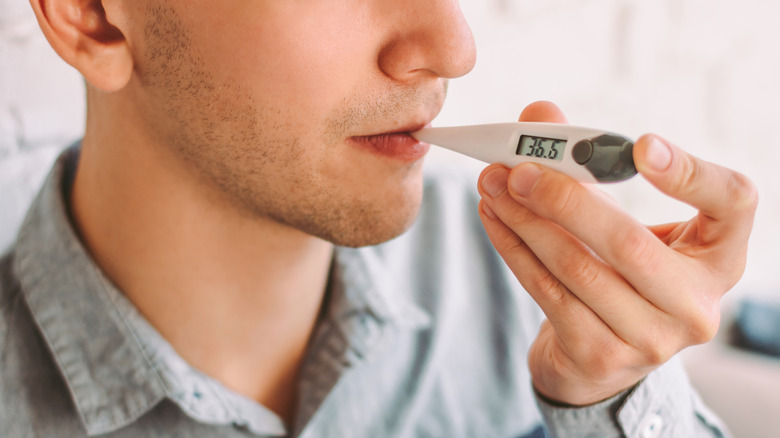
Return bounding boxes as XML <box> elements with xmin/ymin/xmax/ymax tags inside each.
<box><xmin>544</xmin><ymin>179</ymin><xmax>582</xmax><ymax>219</ymax></box>
<box><xmin>709</xmin><ymin>257</ymin><xmax>747</xmax><ymax>292</ymax></box>
<box><xmin>614</xmin><ymin>227</ymin><xmax>657</xmax><ymax>271</ymax></box>
<box><xmin>642</xmin><ymin>349</ymin><xmax>670</xmax><ymax>367</ymax></box>
<box><xmin>534</xmin><ymin>269</ymin><xmax>567</xmax><ymax>303</ymax></box>
<box><xmin>637</xmin><ymin>337</ymin><xmax>675</xmax><ymax>366</ymax></box>
<box><xmin>689</xmin><ymin>320</ymin><xmax>719</xmax><ymax>345</ymax></box>
<box><xmin>726</xmin><ymin>171</ymin><xmax>759</xmax><ymax>213</ymax></box>
<box><xmin>503</xmin><ymin>205</ymin><xmax>537</xmax><ymax>232</ymax></box>
<box><xmin>685</xmin><ymin>305</ymin><xmax>721</xmax><ymax>345</ymax></box>
<box><xmin>493</xmin><ymin>233</ymin><xmax>526</xmax><ymax>255</ymax></box>
<box><xmin>582</xmin><ymin>340</ymin><xmax>626</xmax><ymax>379</ymax></box>
<box><xmin>587</xmin><ymin>349</ymin><xmax>616</xmax><ymax>377</ymax></box>
<box><xmin>674</xmin><ymin>154</ymin><xmax>702</xmax><ymax>198</ymax></box>
<box><xmin>669</xmin><ymin>291</ymin><xmax>722</xmax><ymax>347</ymax></box>
<box><xmin>559</xmin><ymin>255</ymin><xmax>602</xmax><ymax>290</ymax></box>
<box><xmin>625</xmin><ymin>321</ymin><xmax>675</xmax><ymax>366</ymax></box>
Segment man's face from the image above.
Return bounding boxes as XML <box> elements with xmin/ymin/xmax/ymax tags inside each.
<box><xmin>126</xmin><ymin>0</ymin><xmax>476</xmax><ymax>246</ymax></box>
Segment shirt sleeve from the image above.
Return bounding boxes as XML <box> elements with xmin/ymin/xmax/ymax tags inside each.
<box><xmin>534</xmin><ymin>356</ymin><xmax>732</xmax><ymax>438</ymax></box>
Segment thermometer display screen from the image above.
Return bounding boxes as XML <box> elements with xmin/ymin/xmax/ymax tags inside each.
<box><xmin>516</xmin><ymin>135</ymin><xmax>566</xmax><ymax>162</ymax></box>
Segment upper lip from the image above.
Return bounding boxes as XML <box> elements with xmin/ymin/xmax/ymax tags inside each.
<box><xmin>357</xmin><ymin>121</ymin><xmax>432</xmax><ymax>138</ymax></box>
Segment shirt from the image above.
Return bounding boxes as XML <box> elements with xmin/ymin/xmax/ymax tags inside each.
<box><xmin>0</xmin><ymin>144</ymin><xmax>730</xmax><ymax>437</ymax></box>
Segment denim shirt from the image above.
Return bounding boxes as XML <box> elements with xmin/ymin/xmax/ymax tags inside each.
<box><xmin>0</xmin><ymin>145</ymin><xmax>729</xmax><ymax>437</ymax></box>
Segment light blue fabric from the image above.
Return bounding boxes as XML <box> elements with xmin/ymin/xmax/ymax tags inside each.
<box><xmin>0</xmin><ymin>144</ymin><xmax>729</xmax><ymax>437</ymax></box>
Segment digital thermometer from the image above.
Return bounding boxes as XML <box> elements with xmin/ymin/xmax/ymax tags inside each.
<box><xmin>412</xmin><ymin>122</ymin><xmax>637</xmax><ymax>183</ymax></box>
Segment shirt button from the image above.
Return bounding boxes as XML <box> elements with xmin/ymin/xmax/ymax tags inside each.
<box><xmin>640</xmin><ymin>413</ymin><xmax>664</xmax><ymax>438</ymax></box>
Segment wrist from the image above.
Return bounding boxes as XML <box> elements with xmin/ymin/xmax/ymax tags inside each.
<box><xmin>530</xmin><ymin>364</ymin><xmax>647</xmax><ymax>407</ymax></box>
<box><xmin>532</xmin><ymin>379</ymin><xmax>638</xmax><ymax>408</ymax></box>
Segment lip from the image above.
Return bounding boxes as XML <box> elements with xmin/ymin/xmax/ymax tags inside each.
<box><xmin>349</xmin><ymin>123</ymin><xmax>432</xmax><ymax>162</ymax></box>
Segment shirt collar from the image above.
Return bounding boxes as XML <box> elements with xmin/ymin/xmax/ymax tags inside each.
<box><xmin>290</xmin><ymin>246</ymin><xmax>431</xmax><ymax>435</ymax></box>
<box><xmin>329</xmin><ymin>246</ymin><xmax>430</xmax><ymax>340</ymax></box>
<box><xmin>14</xmin><ymin>144</ymin><xmax>168</xmax><ymax>436</ymax></box>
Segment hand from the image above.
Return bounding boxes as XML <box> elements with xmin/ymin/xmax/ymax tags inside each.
<box><xmin>477</xmin><ymin>101</ymin><xmax>758</xmax><ymax>405</ymax></box>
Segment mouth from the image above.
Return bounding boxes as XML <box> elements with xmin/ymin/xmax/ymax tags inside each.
<box><xmin>349</xmin><ymin>123</ymin><xmax>432</xmax><ymax>162</ymax></box>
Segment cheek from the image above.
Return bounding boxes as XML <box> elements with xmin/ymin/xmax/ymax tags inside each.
<box><xmin>190</xmin><ymin>3</ymin><xmax>377</xmax><ymax>129</ymax></box>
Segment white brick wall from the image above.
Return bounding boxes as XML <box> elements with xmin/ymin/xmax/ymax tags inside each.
<box><xmin>2</xmin><ymin>1</ymin><xmax>779</xmax><ymax>288</ymax></box>
<box><xmin>1</xmin><ymin>0</ymin><xmax>85</xmax><ymax>251</ymax></box>
<box><xmin>437</xmin><ymin>0</ymin><xmax>780</xmax><ymax>299</ymax></box>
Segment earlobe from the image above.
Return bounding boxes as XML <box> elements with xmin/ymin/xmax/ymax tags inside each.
<box><xmin>29</xmin><ymin>0</ymin><xmax>133</xmax><ymax>92</ymax></box>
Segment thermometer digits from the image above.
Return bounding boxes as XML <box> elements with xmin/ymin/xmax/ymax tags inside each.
<box><xmin>411</xmin><ymin>122</ymin><xmax>637</xmax><ymax>183</ymax></box>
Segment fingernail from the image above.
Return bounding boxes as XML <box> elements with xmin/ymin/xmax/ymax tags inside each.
<box><xmin>481</xmin><ymin>202</ymin><xmax>497</xmax><ymax>220</ymax></box>
<box><xmin>645</xmin><ymin>136</ymin><xmax>672</xmax><ymax>171</ymax></box>
<box><xmin>509</xmin><ymin>164</ymin><xmax>543</xmax><ymax>197</ymax></box>
<box><xmin>482</xmin><ymin>168</ymin><xmax>509</xmax><ymax>197</ymax></box>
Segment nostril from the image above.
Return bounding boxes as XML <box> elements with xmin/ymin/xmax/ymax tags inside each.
<box><xmin>376</xmin><ymin>5</ymin><xmax>476</xmax><ymax>81</ymax></box>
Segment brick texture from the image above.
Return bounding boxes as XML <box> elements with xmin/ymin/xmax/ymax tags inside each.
<box><xmin>1</xmin><ymin>0</ymin><xmax>85</xmax><ymax>251</ymax></box>
<box><xmin>442</xmin><ymin>0</ymin><xmax>780</xmax><ymax>298</ymax></box>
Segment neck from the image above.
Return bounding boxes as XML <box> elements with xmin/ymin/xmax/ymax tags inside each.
<box><xmin>71</xmin><ymin>90</ymin><xmax>334</xmax><ymax>423</ymax></box>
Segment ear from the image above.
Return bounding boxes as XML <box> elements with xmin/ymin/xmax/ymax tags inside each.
<box><xmin>29</xmin><ymin>0</ymin><xmax>133</xmax><ymax>92</ymax></box>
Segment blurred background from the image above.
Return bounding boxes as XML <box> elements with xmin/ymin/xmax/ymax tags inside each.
<box><xmin>2</xmin><ymin>0</ymin><xmax>779</xmax><ymax>436</ymax></box>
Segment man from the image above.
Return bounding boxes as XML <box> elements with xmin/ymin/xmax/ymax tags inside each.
<box><xmin>0</xmin><ymin>0</ymin><xmax>756</xmax><ymax>437</ymax></box>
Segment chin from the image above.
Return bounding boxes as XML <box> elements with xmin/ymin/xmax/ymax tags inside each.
<box><xmin>322</xmin><ymin>198</ymin><xmax>423</xmax><ymax>248</ymax></box>
<box><xmin>300</xmin><ymin>178</ymin><xmax>424</xmax><ymax>248</ymax></box>
<box><xmin>316</xmin><ymin>162</ymin><xmax>426</xmax><ymax>247</ymax></box>
<box><xmin>246</xmin><ymin>156</ymin><xmax>427</xmax><ymax>247</ymax></box>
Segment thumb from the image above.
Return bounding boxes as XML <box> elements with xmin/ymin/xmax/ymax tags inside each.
<box><xmin>634</xmin><ymin>133</ymin><xmax>757</xmax><ymax>222</ymax></box>
<box><xmin>518</xmin><ymin>101</ymin><xmax>569</xmax><ymax>124</ymax></box>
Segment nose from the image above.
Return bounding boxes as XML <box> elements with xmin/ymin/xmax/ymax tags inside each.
<box><xmin>378</xmin><ymin>0</ymin><xmax>477</xmax><ymax>82</ymax></box>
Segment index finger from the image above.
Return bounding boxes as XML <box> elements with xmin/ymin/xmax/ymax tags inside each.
<box><xmin>518</xmin><ymin>100</ymin><xmax>569</xmax><ymax>124</ymax></box>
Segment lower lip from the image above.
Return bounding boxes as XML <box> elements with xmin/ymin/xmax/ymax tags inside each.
<box><xmin>349</xmin><ymin>133</ymin><xmax>430</xmax><ymax>162</ymax></box>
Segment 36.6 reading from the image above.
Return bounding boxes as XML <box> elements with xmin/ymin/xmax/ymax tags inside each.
<box><xmin>516</xmin><ymin>135</ymin><xmax>566</xmax><ymax>162</ymax></box>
